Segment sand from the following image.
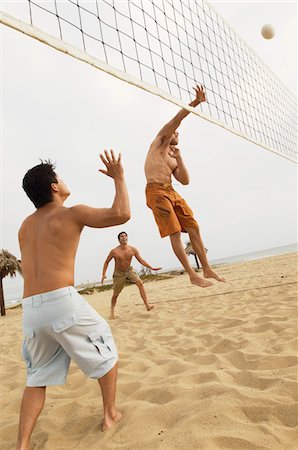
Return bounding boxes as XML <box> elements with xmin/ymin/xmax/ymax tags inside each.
<box><xmin>0</xmin><ymin>252</ymin><xmax>297</xmax><ymax>450</ymax></box>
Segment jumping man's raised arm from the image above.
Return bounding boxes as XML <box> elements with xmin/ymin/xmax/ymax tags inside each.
<box><xmin>156</xmin><ymin>85</ymin><xmax>206</xmax><ymax>145</ymax></box>
<box><xmin>101</xmin><ymin>250</ymin><xmax>115</xmax><ymax>284</ymax></box>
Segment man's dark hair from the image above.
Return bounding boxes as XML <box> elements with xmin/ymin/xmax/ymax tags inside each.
<box><xmin>22</xmin><ymin>160</ymin><xmax>58</xmax><ymax>209</ymax></box>
<box><xmin>118</xmin><ymin>231</ymin><xmax>127</xmax><ymax>242</ymax></box>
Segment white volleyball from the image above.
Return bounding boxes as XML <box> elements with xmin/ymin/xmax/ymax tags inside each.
<box><xmin>261</xmin><ymin>24</ymin><xmax>275</xmax><ymax>40</ymax></box>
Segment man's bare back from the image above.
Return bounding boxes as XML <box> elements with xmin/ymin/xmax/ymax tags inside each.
<box><xmin>19</xmin><ymin>205</ymin><xmax>81</xmax><ymax>298</ymax></box>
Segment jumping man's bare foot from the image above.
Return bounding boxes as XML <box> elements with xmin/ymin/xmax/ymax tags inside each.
<box><xmin>109</xmin><ymin>310</ymin><xmax>116</xmax><ymax>320</ymax></box>
<box><xmin>203</xmin><ymin>268</ymin><xmax>226</xmax><ymax>282</ymax></box>
<box><xmin>146</xmin><ymin>305</ymin><xmax>155</xmax><ymax>311</ymax></box>
<box><xmin>102</xmin><ymin>410</ymin><xmax>123</xmax><ymax>432</ymax></box>
<box><xmin>190</xmin><ymin>274</ymin><xmax>213</xmax><ymax>288</ymax></box>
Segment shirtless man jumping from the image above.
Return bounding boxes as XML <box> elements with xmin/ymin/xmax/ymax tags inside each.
<box><xmin>101</xmin><ymin>232</ymin><xmax>161</xmax><ymax>319</ymax></box>
<box><xmin>16</xmin><ymin>151</ymin><xmax>128</xmax><ymax>450</ymax></box>
<box><xmin>145</xmin><ymin>85</ymin><xmax>225</xmax><ymax>288</ymax></box>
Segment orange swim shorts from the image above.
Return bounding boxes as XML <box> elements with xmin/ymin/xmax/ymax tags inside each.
<box><xmin>145</xmin><ymin>183</ymin><xmax>198</xmax><ymax>238</ymax></box>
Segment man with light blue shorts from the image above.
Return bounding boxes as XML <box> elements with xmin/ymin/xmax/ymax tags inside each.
<box><xmin>17</xmin><ymin>150</ymin><xmax>130</xmax><ymax>450</ymax></box>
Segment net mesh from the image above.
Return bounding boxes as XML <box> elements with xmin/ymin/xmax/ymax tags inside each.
<box><xmin>1</xmin><ymin>0</ymin><xmax>297</xmax><ymax>162</ymax></box>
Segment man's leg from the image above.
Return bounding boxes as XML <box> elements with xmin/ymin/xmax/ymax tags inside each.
<box><xmin>98</xmin><ymin>363</ymin><xmax>122</xmax><ymax>431</ymax></box>
<box><xmin>169</xmin><ymin>231</ymin><xmax>213</xmax><ymax>287</ymax></box>
<box><xmin>16</xmin><ymin>386</ymin><xmax>46</xmax><ymax>450</ymax></box>
<box><xmin>110</xmin><ymin>292</ymin><xmax>119</xmax><ymax>319</ymax></box>
<box><xmin>136</xmin><ymin>282</ymin><xmax>155</xmax><ymax>311</ymax></box>
<box><xmin>186</xmin><ymin>226</ymin><xmax>226</xmax><ymax>282</ymax></box>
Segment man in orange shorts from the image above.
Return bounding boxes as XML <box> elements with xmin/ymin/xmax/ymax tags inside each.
<box><xmin>145</xmin><ymin>85</ymin><xmax>225</xmax><ymax>288</ymax></box>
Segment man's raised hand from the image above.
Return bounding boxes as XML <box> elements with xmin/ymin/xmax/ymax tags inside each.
<box><xmin>99</xmin><ymin>150</ymin><xmax>124</xmax><ymax>179</ymax></box>
<box><xmin>192</xmin><ymin>84</ymin><xmax>206</xmax><ymax>105</ymax></box>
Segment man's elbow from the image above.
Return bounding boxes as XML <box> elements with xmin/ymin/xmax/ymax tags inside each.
<box><xmin>117</xmin><ymin>210</ymin><xmax>131</xmax><ymax>224</ymax></box>
<box><xmin>121</xmin><ymin>212</ymin><xmax>131</xmax><ymax>224</ymax></box>
<box><xmin>181</xmin><ymin>178</ymin><xmax>190</xmax><ymax>185</ymax></box>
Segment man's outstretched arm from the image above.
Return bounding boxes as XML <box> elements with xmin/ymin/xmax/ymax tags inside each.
<box><xmin>156</xmin><ymin>85</ymin><xmax>206</xmax><ymax>144</ymax></box>
<box><xmin>134</xmin><ymin>248</ymin><xmax>162</xmax><ymax>271</ymax></box>
<box><xmin>71</xmin><ymin>150</ymin><xmax>130</xmax><ymax>229</ymax></box>
<box><xmin>101</xmin><ymin>251</ymin><xmax>114</xmax><ymax>284</ymax></box>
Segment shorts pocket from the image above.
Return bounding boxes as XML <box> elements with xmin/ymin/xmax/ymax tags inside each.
<box><xmin>176</xmin><ymin>202</ymin><xmax>193</xmax><ymax>218</ymax></box>
<box><xmin>51</xmin><ymin>314</ymin><xmax>77</xmax><ymax>333</ymax></box>
<box><xmin>89</xmin><ymin>329</ymin><xmax>113</xmax><ymax>360</ymax></box>
<box><xmin>22</xmin><ymin>327</ymin><xmax>35</xmax><ymax>370</ymax></box>
<box><xmin>23</xmin><ymin>327</ymin><xmax>34</xmax><ymax>339</ymax></box>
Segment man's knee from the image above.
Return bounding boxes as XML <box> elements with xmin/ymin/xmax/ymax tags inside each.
<box><xmin>136</xmin><ymin>281</ymin><xmax>143</xmax><ymax>288</ymax></box>
<box><xmin>185</xmin><ymin>226</ymin><xmax>200</xmax><ymax>236</ymax></box>
<box><xmin>169</xmin><ymin>231</ymin><xmax>181</xmax><ymax>241</ymax></box>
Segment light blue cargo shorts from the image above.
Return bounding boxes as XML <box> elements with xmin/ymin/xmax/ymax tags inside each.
<box><xmin>22</xmin><ymin>286</ymin><xmax>118</xmax><ymax>386</ymax></box>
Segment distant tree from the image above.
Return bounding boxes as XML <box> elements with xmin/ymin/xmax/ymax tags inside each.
<box><xmin>139</xmin><ymin>266</ymin><xmax>153</xmax><ymax>277</ymax></box>
<box><xmin>0</xmin><ymin>249</ymin><xmax>22</xmax><ymax>316</ymax></box>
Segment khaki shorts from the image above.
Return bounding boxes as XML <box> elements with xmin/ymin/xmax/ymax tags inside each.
<box><xmin>22</xmin><ymin>287</ymin><xmax>118</xmax><ymax>386</ymax></box>
<box><xmin>146</xmin><ymin>183</ymin><xmax>198</xmax><ymax>237</ymax></box>
<box><xmin>113</xmin><ymin>267</ymin><xmax>141</xmax><ymax>296</ymax></box>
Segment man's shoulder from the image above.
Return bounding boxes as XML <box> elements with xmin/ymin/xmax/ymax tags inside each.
<box><xmin>67</xmin><ymin>204</ymin><xmax>84</xmax><ymax>214</ymax></box>
<box><xmin>20</xmin><ymin>212</ymin><xmax>34</xmax><ymax>225</ymax></box>
<box><xmin>128</xmin><ymin>245</ymin><xmax>138</xmax><ymax>254</ymax></box>
<box><xmin>18</xmin><ymin>214</ymin><xmax>34</xmax><ymax>236</ymax></box>
<box><xmin>20</xmin><ymin>206</ymin><xmax>67</xmax><ymax>228</ymax></box>
<box><xmin>63</xmin><ymin>204</ymin><xmax>90</xmax><ymax>222</ymax></box>
<box><xmin>39</xmin><ymin>205</ymin><xmax>76</xmax><ymax>225</ymax></box>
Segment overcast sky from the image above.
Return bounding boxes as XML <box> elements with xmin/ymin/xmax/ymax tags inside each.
<box><xmin>1</xmin><ymin>1</ymin><xmax>297</xmax><ymax>294</ymax></box>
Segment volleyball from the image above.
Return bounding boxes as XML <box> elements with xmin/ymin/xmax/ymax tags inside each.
<box><xmin>261</xmin><ymin>24</ymin><xmax>275</xmax><ymax>40</ymax></box>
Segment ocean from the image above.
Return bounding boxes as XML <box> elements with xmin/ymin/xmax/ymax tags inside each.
<box><xmin>3</xmin><ymin>243</ymin><xmax>297</xmax><ymax>308</ymax></box>
<box><xmin>210</xmin><ymin>243</ymin><xmax>298</xmax><ymax>265</ymax></box>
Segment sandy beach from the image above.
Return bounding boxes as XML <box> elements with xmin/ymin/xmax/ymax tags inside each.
<box><xmin>0</xmin><ymin>252</ymin><xmax>297</xmax><ymax>450</ymax></box>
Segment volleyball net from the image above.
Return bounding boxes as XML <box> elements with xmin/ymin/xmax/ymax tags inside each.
<box><xmin>1</xmin><ymin>0</ymin><xmax>296</xmax><ymax>162</ymax></box>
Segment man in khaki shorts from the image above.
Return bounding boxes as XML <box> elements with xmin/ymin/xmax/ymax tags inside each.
<box><xmin>17</xmin><ymin>150</ymin><xmax>129</xmax><ymax>450</ymax></box>
<box><xmin>145</xmin><ymin>85</ymin><xmax>226</xmax><ymax>288</ymax></box>
<box><xmin>101</xmin><ymin>232</ymin><xmax>161</xmax><ymax>319</ymax></box>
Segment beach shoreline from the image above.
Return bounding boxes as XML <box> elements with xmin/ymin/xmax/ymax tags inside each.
<box><xmin>3</xmin><ymin>243</ymin><xmax>297</xmax><ymax>309</ymax></box>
